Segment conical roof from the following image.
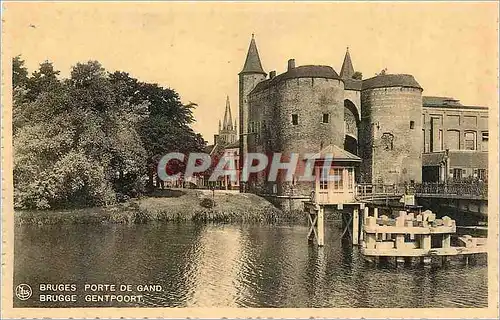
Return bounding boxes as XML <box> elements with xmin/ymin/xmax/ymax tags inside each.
<box><xmin>340</xmin><ymin>47</ymin><xmax>355</xmax><ymax>79</ymax></box>
<box><xmin>240</xmin><ymin>35</ymin><xmax>266</xmax><ymax>75</ymax></box>
<box><xmin>222</xmin><ymin>95</ymin><xmax>233</xmax><ymax>130</ymax></box>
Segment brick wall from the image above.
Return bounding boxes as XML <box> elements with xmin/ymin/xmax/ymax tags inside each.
<box><xmin>360</xmin><ymin>87</ymin><xmax>423</xmax><ymax>184</ymax></box>
<box><xmin>422</xmin><ymin>107</ymin><xmax>489</xmax><ymax>152</ymax></box>
<box><xmin>247</xmin><ymin>77</ymin><xmax>345</xmax><ymax>196</ymax></box>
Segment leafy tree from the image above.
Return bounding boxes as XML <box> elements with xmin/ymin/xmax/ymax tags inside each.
<box><xmin>376</xmin><ymin>68</ymin><xmax>388</xmax><ymax>76</ymax></box>
<box><xmin>352</xmin><ymin>71</ymin><xmax>362</xmax><ymax>80</ymax></box>
<box><xmin>25</xmin><ymin>60</ymin><xmax>61</xmax><ymax>102</ymax></box>
<box><xmin>12</xmin><ymin>55</ymin><xmax>28</xmax><ymax>89</ymax></box>
<box><xmin>13</xmin><ymin>58</ymin><xmax>206</xmax><ymax>209</ymax></box>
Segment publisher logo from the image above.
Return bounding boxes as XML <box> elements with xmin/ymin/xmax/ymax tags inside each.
<box><xmin>15</xmin><ymin>284</ymin><xmax>32</xmax><ymax>301</ymax></box>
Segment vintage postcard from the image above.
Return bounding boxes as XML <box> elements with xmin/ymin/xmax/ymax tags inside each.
<box><xmin>1</xmin><ymin>1</ymin><xmax>499</xmax><ymax>319</ymax></box>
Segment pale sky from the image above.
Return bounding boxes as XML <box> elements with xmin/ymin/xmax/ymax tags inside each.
<box><xmin>4</xmin><ymin>2</ymin><xmax>498</xmax><ymax>144</ymax></box>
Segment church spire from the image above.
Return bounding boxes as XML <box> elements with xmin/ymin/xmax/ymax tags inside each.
<box><xmin>240</xmin><ymin>34</ymin><xmax>266</xmax><ymax>75</ymax></box>
<box><xmin>340</xmin><ymin>47</ymin><xmax>355</xmax><ymax>79</ymax></box>
<box><xmin>223</xmin><ymin>95</ymin><xmax>233</xmax><ymax>130</ymax></box>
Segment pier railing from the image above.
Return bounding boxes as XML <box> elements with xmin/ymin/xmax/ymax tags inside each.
<box><xmin>355</xmin><ymin>182</ymin><xmax>488</xmax><ymax>200</ymax></box>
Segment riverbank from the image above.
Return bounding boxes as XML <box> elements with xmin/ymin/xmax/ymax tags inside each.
<box><xmin>15</xmin><ymin>189</ymin><xmax>304</xmax><ymax>225</ymax></box>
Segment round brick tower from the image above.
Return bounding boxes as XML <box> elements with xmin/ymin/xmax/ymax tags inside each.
<box><xmin>360</xmin><ymin>74</ymin><xmax>423</xmax><ymax>184</ymax></box>
<box><xmin>275</xmin><ymin>61</ymin><xmax>345</xmax><ymax>154</ymax></box>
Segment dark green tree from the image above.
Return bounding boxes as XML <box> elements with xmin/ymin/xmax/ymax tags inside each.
<box><xmin>352</xmin><ymin>71</ymin><xmax>362</xmax><ymax>80</ymax></box>
<box><xmin>12</xmin><ymin>55</ymin><xmax>28</xmax><ymax>89</ymax></box>
<box><xmin>13</xmin><ymin>58</ymin><xmax>206</xmax><ymax>209</ymax></box>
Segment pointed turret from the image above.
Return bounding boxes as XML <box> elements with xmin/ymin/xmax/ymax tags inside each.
<box><xmin>239</xmin><ymin>35</ymin><xmax>267</xmax><ymax>191</ymax></box>
<box><xmin>223</xmin><ymin>95</ymin><xmax>233</xmax><ymax>130</ymax></box>
<box><xmin>240</xmin><ymin>34</ymin><xmax>266</xmax><ymax>75</ymax></box>
<box><xmin>340</xmin><ymin>47</ymin><xmax>355</xmax><ymax>79</ymax></box>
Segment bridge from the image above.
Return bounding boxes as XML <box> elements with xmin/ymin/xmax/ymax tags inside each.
<box><xmin>354</xmin><ymin>182</ymin><xmax>488</xmax><ymax>221</ymax></box>
<box><xmin>354</xmin><ymin>182</ymin><xmax>488</xmax><ymax>202</ymax></box>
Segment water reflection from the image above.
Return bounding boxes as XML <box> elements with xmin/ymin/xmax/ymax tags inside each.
<box><xmin>14</xmin><ymin>222</ymin><xmax>487</xmax><ymax>308</ymax></box>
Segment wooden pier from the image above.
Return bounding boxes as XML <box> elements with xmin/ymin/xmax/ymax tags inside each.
<box><xmin>361</xmin><ymin>209</ymin><xmax>487</xmax><ymax>261</ymax></box>
<box><xmin>304</xmin><ymin>200</ymin><xmax>487</xmax><ymax>265</ymax></box>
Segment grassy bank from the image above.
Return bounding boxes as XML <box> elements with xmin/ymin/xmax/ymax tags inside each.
<box><xmin>15</xmin><ymin>189</ymin><xmax>304</xmax><ymax>225</ymax></box>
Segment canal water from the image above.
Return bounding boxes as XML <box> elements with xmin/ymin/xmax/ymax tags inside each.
<box><xmin>14</xmin><ymin>222</ymin><xmax>487</xmax><ymax>308</ymax></box>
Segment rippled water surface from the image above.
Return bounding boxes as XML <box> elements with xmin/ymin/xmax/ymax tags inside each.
<box><xmin>14</xmin><ymin>222</ymin><xmax>487</xmax><ymax>308</ymax></box>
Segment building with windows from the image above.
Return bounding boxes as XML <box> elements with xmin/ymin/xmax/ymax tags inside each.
<box><xmin>237</xmin><ymin>35</ymin><xmax>488</xmax><ymax>203</ymax></box>
<box><xmin>421</xmin><ymin>97</ymin><xmax>488</xmax><ymax>182</ymax></box>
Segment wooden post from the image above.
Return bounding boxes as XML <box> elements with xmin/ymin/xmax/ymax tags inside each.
<box><xmin>307</xmin><ymin>206</ymin><xmax>317</xmax><ymax>242</ymax></box>
<box><xmin>360</xmin><ymin>206</ymin><xmax>368</xmax><ymax>242</ymax></box>
<box><xmin>442</xmin><ymin>234</ymin><xmax>451</xmax><ymax>248</ymax></box>
<box><xmin>422</xmin><ymin>234</ymin><xmax>431</xmax><ymax>250</ymax></box>
<box><xmin>373</xmin><ymin>207</ymin><xmax>378</xmax><ymax>219</ymax></box>
<box><xmin>352</xmin><ymin>208</ymin><xmax>359</xmax><ymax>245</ymax></box>
<box><xmin>317</xmin><ymin>206</ymin><xmax>325</xmax><ymax>246</ymax></box>
<box><xmin>404</xmin><ymin>257</ymin><xmax>413</xmax><ymax>266</ymax></box>
<box><xmin>365</xmin><ymin>217</ymin><xmax>376</xmax><ymax>249</ymax></box>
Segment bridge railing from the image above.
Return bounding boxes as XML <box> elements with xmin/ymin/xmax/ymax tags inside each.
<box><xmin>355</xmin><ymin>183</ymin><xmax>406</xmax><ymax>198</ymax></box>
<box><xmin>355</xmin><ymin>182</ymin><xmax>488</xmax><ymax>199</ymax></box>
<box><xmin>413</xmin><ymin>182</ymin><xmax>488</xmax><ymax>198</ymax></box>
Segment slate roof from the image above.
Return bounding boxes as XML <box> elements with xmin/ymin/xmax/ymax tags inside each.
<box><xmin>362</xmin><ymin>74</ymin><xmax>422</xmax><ymax>90</ymax></box>
<box><xmin>252</xmin><ymin>65</ymin><xmax>340</xmax><ymax>93</ymax></box>
<box><xmin>449</xmin><ymin>151</ymin><xmax>488</xmax><ymax>169</ymax></box>
<box><xmin>340</xmin><ymin>49</ymin><xmax>355</xmax><ymax>79</ymax></box>
<box><xmin>423</xmin><ymin>96</ymin><xmax>487</xmax><ymax>110</ymax></box>
<box><xmin>423</xmin><ymin>96</ymin><xmax>461</xmax><ymax>107</ymax></box>
<box><xmin>422</xmin><ymin>151</ymin><xmax>487</xmax><ymax>169</ymax></box>
<box><xmin>240</xmin><ymin>36</ymin><xmax>266</xmax><ymax>75</ymax></box>
<box><xmin>422</xmin><ymin>152</ymin><xmax>446</xmax><ymax>166</ymax></box>
<box><xmin>344</xmin><ymin>78</ymin><xmax>362</xmax><ymax>91</ymax></box>
<box><xmin>309</xmin><ymin>144</ymin><xmax>361</xmax><ymax>162</ymax></box>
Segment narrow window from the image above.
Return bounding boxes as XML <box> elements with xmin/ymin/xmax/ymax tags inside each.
<box><xmin>410</xmin><ymin>121</ymin><xmax>415</xmax><ymax>129</ymax></box>
<box><xmin>319</xmin><ymin>169</ymin><xmax>328</xmax><ymax>190</ymax></box>
<box><xmin>333</xmin><ymin>168</ymin><xmax>343</xmax><ymax>190</ymax></box>
<box><xmin>322</xmin><ymin>113</ymin><xmax>330</xmax><ymax>124</ymax></box>
<box><xmin>482</xmin><ymin>132</ymin><xmax>489</xmax><ymax>141</ymax></box>
<box><xmin>464</xmin><ymin>132</ymin><xmax>476</xmax><ymax>150</ymax></box>
<box><xmin>347</xmin><ymin>168</ymin><xmax>354</xmax><ymax>190</ymax></box>
<box><xmin>452</xmin><ymin>168</ymin><xmax>462</xmax><ymax>180</ymax></box>
<box><xmin>482</xmin><ymin>131</ymin><xmax>488</xmax><ymax>151</ymax></box>
<box><xmin>478</xmin><ymin>169</ymin><xmax>487</xmax><ymax>181</ymax></box>
<box><xmin>292</xmin><ymin>114</ymin><xmax>298</xmax><ymax>125</ymax></box>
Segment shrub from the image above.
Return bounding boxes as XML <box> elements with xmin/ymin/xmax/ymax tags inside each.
<box><xmin>200</xmin><ymin>197</ymin><xmax>215</xmax><ymax>209</ymax></box>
